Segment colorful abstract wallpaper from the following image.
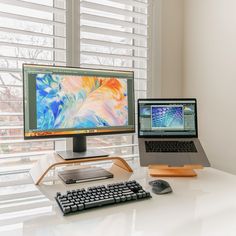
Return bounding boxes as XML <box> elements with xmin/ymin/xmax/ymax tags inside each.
<box><xmin>36</xmin><ymin>74</ymin><xmax>128</xmax><ymax>130</ymax></box>
<box><xmin>151</xmin><ymin>106</ymin><xmax>184</xmax><ymax>129</ymax></box>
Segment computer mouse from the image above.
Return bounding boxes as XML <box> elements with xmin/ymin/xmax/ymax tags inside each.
<box><xmin>149</xmin><ymin>180</ymin><xmax>173</xmax><ymax>195</ymax></box>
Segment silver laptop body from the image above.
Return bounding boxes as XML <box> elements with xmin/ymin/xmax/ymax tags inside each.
<box><xmin>138</xmin><ymin>98</ymin><xmax>210</xmax><ymax>167</ymax></box>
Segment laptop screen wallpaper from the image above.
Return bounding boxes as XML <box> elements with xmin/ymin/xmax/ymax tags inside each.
<box><xmin>151</xmin><ymin>105</ymin><xmax>184</xmax><ymax>130</ymax></box>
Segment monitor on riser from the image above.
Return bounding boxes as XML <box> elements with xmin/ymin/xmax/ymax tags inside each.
<box><xmin>23</xmin><ymin>64</ymin><xmax>135</xmax><ymax>160</ymax></box>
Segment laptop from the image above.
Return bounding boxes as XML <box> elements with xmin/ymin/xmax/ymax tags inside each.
<box><xmin>138</xmin><ymin>98</ymin><xmax>210</xmax><ymax>167</ymax></box>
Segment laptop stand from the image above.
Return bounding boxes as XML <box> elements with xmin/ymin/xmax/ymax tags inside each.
<box><xmin>148</xmin><ymin>165</ymin><xmax>203</xmax><ymax>177</ymax></box>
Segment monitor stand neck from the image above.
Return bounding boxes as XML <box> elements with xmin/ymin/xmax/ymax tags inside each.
<box><xmin>73</xmin><ymin>136</ymin><xmax>87</xmax><ymax>152</ymax></box>
<box><xmin>57</xmin><ymin>136</ymin><xmax>109</xmax><ymax>160</ymax></box>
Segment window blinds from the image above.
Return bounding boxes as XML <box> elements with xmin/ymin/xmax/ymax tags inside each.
<box><xmin>0</xmin><ymin>0</ymin><xmax>67</xmax><ymax>173</ymax></box>
<box><xmin>80</xmin><ymin>0</ymin><xmax>148</xmax><ymax>158</ymax></box>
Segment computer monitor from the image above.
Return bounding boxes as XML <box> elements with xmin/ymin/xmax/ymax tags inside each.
<box><xmin>23</xmin><ymin>64</ymin><xmax>135</xmax><ymax>160</ymax></box>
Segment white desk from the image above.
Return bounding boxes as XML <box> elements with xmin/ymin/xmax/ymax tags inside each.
<box><xmin>0</xmin><ymin>159</ymin><xmax>236</xmax><ymax>236</ymax></box>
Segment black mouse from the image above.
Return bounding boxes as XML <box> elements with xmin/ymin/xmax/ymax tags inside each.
<box><xmin>149</xmin><ymin>180</ymin><xmax>172</xmax><ymax>195</ymax></box>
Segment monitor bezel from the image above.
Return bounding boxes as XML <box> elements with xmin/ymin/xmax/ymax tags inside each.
<box><xmin>23</xmin><ymin>64</ymin><xmax>135</xmax><ymax>140</ymax></box>
<box><xmin>137</xmin><ymin>98</ymin><xmax>198</xmax><ymax>138</ymax></box>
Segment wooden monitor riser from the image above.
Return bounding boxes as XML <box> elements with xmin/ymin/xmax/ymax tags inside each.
<box><xmin>148</xmin><ymin>165</ymin><xmax>203</xmax><ymax>177</ymax></box>
<box><xmin>30</xmin><ymin>153</ymin><xmax>133</xmax><ymax>185</ymax></box>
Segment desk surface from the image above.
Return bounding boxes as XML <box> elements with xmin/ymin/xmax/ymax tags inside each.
<box><xmin>0</xmin><ymin>159</ymin><xmax>236</xmax><ymax>236</ymax></box>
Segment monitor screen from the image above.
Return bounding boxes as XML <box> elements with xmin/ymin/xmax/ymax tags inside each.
<box><xmin>138</xmin><ymin>99</ymin><xmax>197</xmax><ymax>137</ymax></box>
<box><xmin>23</xmin><ymin>64</ymin><xmax>135</xmax><ymax>139</ymax></box>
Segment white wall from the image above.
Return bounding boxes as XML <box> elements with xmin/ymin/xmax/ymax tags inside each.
<box><xmin>184</xmin><ymin>0</ymin><xmax>236</xmax><ymax>174</ymax></box>
<box><xmin>150</xmin><ymin>0</ymin><xmax>184</xmax><ymax>98</ymax></box>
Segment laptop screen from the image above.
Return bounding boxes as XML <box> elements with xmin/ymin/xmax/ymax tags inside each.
<box><xmin>138</xmin><ymin>99</ymin><xmax>197</xmax><ymax>138</ymax></box>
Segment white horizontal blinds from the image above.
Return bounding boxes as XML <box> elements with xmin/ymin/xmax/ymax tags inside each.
<box><xmin>80</xmin><ymin>0</ymin><xmax>148</xmax><ymax>157</ymax></box>
<box><xmin>0</xmin><ymin>0</ymin><xmax>66</xmax><ymax>172</ymax></box>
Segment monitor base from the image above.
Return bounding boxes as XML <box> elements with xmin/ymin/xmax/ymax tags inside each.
<box><xmin>57</xmin><ymin>150</ymin><xmax>109</xmax><ymax>160</ymax></box>
<box><xmin>149</xmin><ymin>165</ymin><xmax>203</xmax><ymax>177</ymax></box>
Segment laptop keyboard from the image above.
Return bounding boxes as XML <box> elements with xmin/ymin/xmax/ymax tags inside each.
<box><xmin>145</xmin><ymin>141</ymin><xmax>197</xmax><ymax>153</ymax></box>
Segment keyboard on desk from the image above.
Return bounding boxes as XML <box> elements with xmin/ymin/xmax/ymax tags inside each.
<box><xmin>55</xmin><ymin>180</ymin><xmax>152</xmax><ymax>215</ymax></box>
<box><xmin>145</xmin><ymin>140</ymin><xmax>197</xmax><ymax>153</ymax></box>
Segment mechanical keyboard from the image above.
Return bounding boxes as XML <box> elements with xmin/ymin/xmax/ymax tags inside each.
<box><xmin>55</xmin><ymin>180</ymin><xmax>152</xmax><ymax>215</ymax></box>
<box><xmin>145</xmin><ymin>140</ymin><xmax>197</xmax><ymax>153</ymax></box>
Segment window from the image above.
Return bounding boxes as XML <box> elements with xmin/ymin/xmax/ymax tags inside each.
<box><xmin>0</xmin><ymin>0</ymin><xmax>67</xmax><ymax>173</ymax></box>
<box><xmin>80</xmin><ymin>0</ymin><xmax>148</xmax><ymax>158</ymax></box>
<box><xmin>0</xmin><ymin>0</ymin><xmax>149</xmax><ymax>173</ymax></box>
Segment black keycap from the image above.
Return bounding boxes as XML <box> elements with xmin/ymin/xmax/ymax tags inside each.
<box><xmin>115</xmin><ymin>197</ymin><xmax>121</xmax><ymax>203</ymax></box>
<box><xmin>71</xmin><ymin>205</ymin><xmax>77</xmax><ymax>212</ymax></box>
<box><xmin>84</xmin><ymin>198</ymin><xmax>115</xmax><ymax>209</ymax></box>
<box><xmin>78</xmin><ymin>204</ymin><xmax>84</xmax><ymax>211</ymax></box>
<box><xmin>121</xmin><ymin>196</ymin><xmax>126</xmax><ymax>202</ymax></box>
<box><xmin>62</xmin><ymin>206</ymin><xmax>71</xmax><ymax>214</ymax></box>
<box><xmin>63</xmin><ymin>203</ymin><xmax>74</xmax><ymax>207</ymax></box>
<box><xmin>60</xmin><ymin>200</ymin><xmax>70</xmax><ymax>204</ymax></box>
<box><xmin>137</xmin><ymin>193</ymin><xmax>143</xmax><ymax>199</ymax></box>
